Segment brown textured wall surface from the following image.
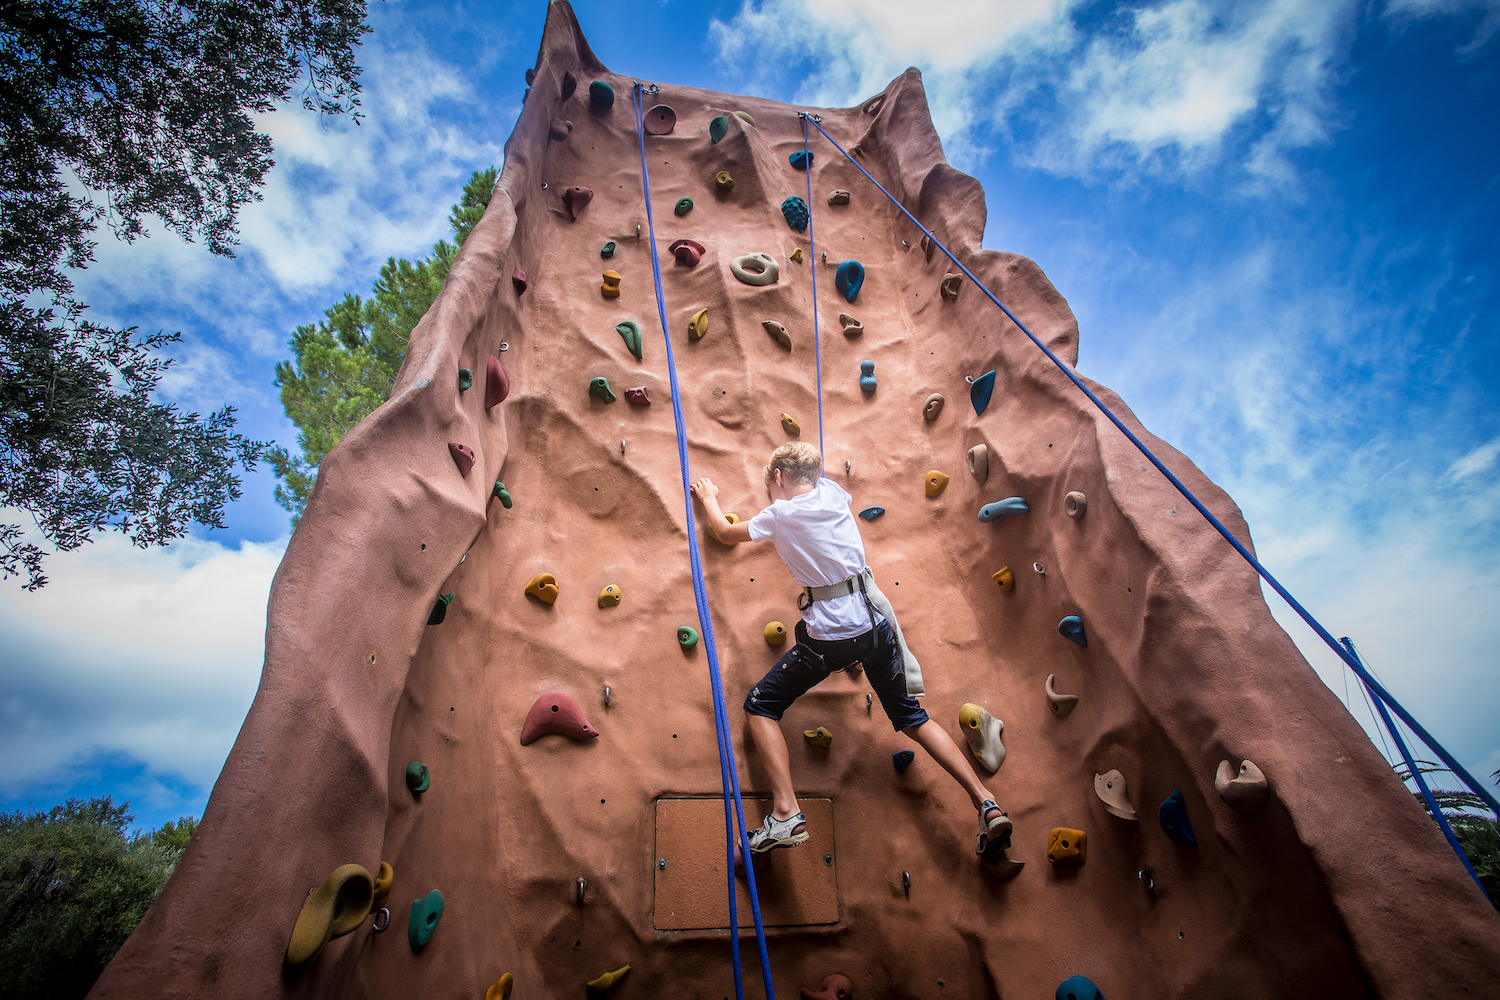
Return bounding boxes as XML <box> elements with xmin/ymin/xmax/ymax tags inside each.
<box><xmin>90</xmin><ymin>3</ymin><xmax>1500</xmax><ymax>998</ymax></box>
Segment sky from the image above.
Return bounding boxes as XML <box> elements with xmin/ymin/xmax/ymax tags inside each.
<box><xmin>1</xmin><ymin>0</ymin><xmax>1496</xmax><ymax>835</ymax></box>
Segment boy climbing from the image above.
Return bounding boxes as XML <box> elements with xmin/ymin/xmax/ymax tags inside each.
<box><xmin>691</xmin><ymin>442</ymin><xmax>1013</xmax><ymax>856</ymax></box>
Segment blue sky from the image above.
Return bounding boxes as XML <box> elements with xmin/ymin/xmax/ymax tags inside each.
<box><xmin>1</xmin><ymin>0</ymin><xmax>1496</xmax><ymax>835</ymax></box>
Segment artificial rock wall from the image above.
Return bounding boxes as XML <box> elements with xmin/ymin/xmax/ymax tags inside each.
<box><xmin>91</xmin><ymin>3</ymin><xmax>1499</xmax><ymax>998</ymax></box>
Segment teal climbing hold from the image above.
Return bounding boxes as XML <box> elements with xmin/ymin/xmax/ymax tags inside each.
<box><xmin>789</xmin><ymin>150</ymin><xmax>813</xmax><ymax>170</ymax></box>
<box><xmin>859</xmin><ymin>359</ymin><xmax>876</xmax><ymax>392</ymax></box>
<box><xmin>589</xmin><ymin>80</ymin><xmax>614</xmax><ymax>109</ymax></box>
<box><xmin>970</xmin><ymin>370</ymin><xmax>996</xmax><ymax>415</ymax></box>
<box><xmin>427</xmin><ymin>592</ymin><xmax>454</xmax><ymax>625</ymax></box>
<box><xmin>616</xmin><ymin>320</ymin><xmax>643</xmax><ymax>360</ymax></box>
<box><xmin>1057</xmin><ymin>975</ymin><xmax>1105</xmax><ymax>1000</ymax></box>
<box><xmin>588</xmin><ymin>376</ymin><xmax>617</xmax><ymax>403</ymax></box>
<box><xmin>405</xmin><ymin>760</ymin><xmax>430</xmax><ymax>793</ymax></box>
<box><xmin>859</xmin><ymin>506</ymin><xmax>885</xmax><ymax>520</ymax></box>
<box><xmin>601</xmin><ymin>241</ymin><xmax>616</xmax><ymax>258</ymax></box>
<box><xmin>978</xmin><ymin>497</ymin><xmax>1029</xmax><ymax>523</ymax></box>
<box><xmin>781</xmin><ymin>196</ymin><xmax>809</xmax><ymax>233</ymax></box>
<box><xmin>674</xmin><ymin>197</ymin><xmax>693</xmax><ymax>216</ymax></box>
<box><xmin>458</xmin><ymin>368</ymin><xmax>472</xmax><ymax>391</ymax></box>
<box><xmin>1159</xmin><ymin>789</ymin><xmax>1197</xmax><ymax>846</ymax></box>
<box><xmin>678</xmin><ymin>625</ymin><xmax>699</xmax><ymax>648</ymax></box>
<box><xmin>492</xmin><ymin>482</ymin><xmax>513</xmax><ymax>508</ymax></box>
<box><xmin>893</xmin><ymin>750</ymin><xmax>915</xmax><ymax>773</ymax></box>
<box><xmin>710</xmin><ymin>115</ymin><xmax>729</xmax><ymax>143</ymax></box>
<box><xmin>408</xmin><ymin>890</ymin><xmax>444</xmax><ymax>949</ymax></box>
<box><xmin>835</xmin><ymin>260</ymin><xmax>864</xmax><ymax>303</ymax></box>
<box><xmin>1058</xmin><ymin>615</ymin><xmax>1087</xmax><ymax>648</ymax></box>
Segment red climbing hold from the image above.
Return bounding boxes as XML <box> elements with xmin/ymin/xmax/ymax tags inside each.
<box><xmin>512</xmin><ymin>267</ymin><xmax>527</xmax><ymax>295</ymax></box>
<box><xmin>563</xmin><ymin>186</ymin><xmax>593</xmax><ymax>220</ymax></box>
<box><xmin>448</xmin><ymin>442</ymin><xmax>475</xmax><ymax>478</ymax></box>
<box><xmin>486</xmin><ymin>356</ymin><xmax>510</xmax><ymax>409</ymax></box>
<box><xmin>801</xmin><ymin>974</ymin><xmax>854</xmax><ymax>1000</ymax></box>
<box><xmin>561</xmin><ymin>71</ymin><xmax>577</xmax><ymax>100</ymax></box>
<box><xmin>624</xmin><ymin>386</ymin><xmax>651</xmax><ymax>406</ymax></box>
<box><xmin>520</xmin><ymin>692</ymin><xmax>600</xmax><ymax>745</ymax></box>
<box><xmin>669</xmin><ymin>239</ymin><xmax>705</xmax><ymax>266</ymax></box>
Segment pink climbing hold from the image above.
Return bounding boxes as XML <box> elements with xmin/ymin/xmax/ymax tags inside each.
<box><xmin>486</xmin><ymin>355</ymin><xmax>510</xmax><ymax>409</ymax></box>
<box><xmin>669</xmin><ymin>239</ymin><xmax>705</xmax><ymax>266</ymax></box>
<box><xmin>448</xmin><ymin>442</ymin><xmax>475</xmax><ymax>478</ymax></box>
<box><xmin>801</xmin><ymin>974</ymin><xmax>854</xmax><ymax>1000</ymax></box>
<box><xmin>563</xmin><ymin>186</ymin><xmax>593</xmax><ymax>220</ymax></box>
<box><xmin>511</xmin><ymin>267</ymin><xmax>527</xmax><ymax>295</ymax></box>
<box><xmin>561</xmin><ymin>71</ymin><xmax>577</xmax><ymax>100</ymax></box>
<box><xmin>624</xmin><ymin>386</ymin><xmax>651</xmax><ymax>406</ymax></box>
<box><xmin>520</xmin><ymin>692</ymin><xmax>600</xmax><ymax>745</ymax></box>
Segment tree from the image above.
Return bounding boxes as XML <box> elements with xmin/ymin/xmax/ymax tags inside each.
<box><xmin>0</xmin><ymin>797</ymin><xmax>186</xmax><ymax>999</ymax></box>
<box><xmin>268</xmin><ymin>166</ymin><xmax>496</xmax><ymax>521</ymax></box>
<box><xmin>1</xmin><ymin>0</ymin><xmax>372</xmax><ymax>589</ymax></box>
<box><xmin>1400</xmin><ymin>762</ymin><xmax>1500</xmax><ymax>907</ymax></box>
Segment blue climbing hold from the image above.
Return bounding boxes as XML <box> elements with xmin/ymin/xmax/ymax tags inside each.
<box><xmin>789</xmin><ymin>150</ymin><xmax>814</xmax><ymax>170</ymax></box>
<box><xmin>859</xmin><ymin>359</ymin><xmax>876</xmax><ymax>392</ymax></box>
<box><xmin>589</xmin><ymin>80</ymin><xmax>614</xmax><ymax>109</ymax></box>
<box><xmin>781</xmin><ymin>196</ymin><xmax>809</xmax><ymax>233</ymax></box>
<box><xmin>1056</xmin><ymin>975</ymin><xmax>1105</xmax><ymax>1000</ymax></box>
<box><xmin>978</xmin><ymin>497</ymin><xmax>1029</xmax><ymax>523</ymax></box>
<box><xmin>835</xmin><ymin>260</ymin><xmax>864</xmax><ymax>303</ymax></box>
<box><xmin>859</xmin><ymin>506</ymin><xmax>885</xmax><ymax>520</ymax></box>
<box><xmin>893</xmin><ymin>750</ymin><xmax>915</xmax><ymax>774</ymax></box>
<box><xmin>1058</xmin><ymin>615</ymin><xmax>1087</xmax><ymax>648</ymax></box>
<box><xmin>1159</xmin><ymin>789</ymin><xmax>1197</xmax><ymax>846</ymax></box>
<box><xmin>970</xmin><ymin>370</ymin><xmax>996</xmax><ymax>415</ymax></box>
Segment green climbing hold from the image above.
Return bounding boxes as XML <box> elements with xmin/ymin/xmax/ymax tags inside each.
<box><xmin>408</xmin><ymin>889</ymin><xmax>444</xmax><ymax>948</ymax></box>
<box><xmin>710</xmin><ymin>115</ymin><xmax>729</xmax><ymax>143</ymax></box>
<box><xmin>589</xmin><ymin>80</ymin><xmax>614</xmax><ymax>109</ymax></box>
<box><xmin>589</xmin><ymin>376</ymin><xmax>617</xmax><ymax>403</ymax></box>
<box><xmin>427</xmin><ymin>592</ymin><xmax>454</xmax><ymax>625</ymax></box>
<box><xmin>677</xmin><ymin>625</ymin><xmax>699</xmax><ymax>648</ymax></box>
<box><xmin>616</xmin><ymin>320</ymin><xmax>643</xmax><ymax>360</ymax></box>
<box><xmin>674</xmin><ymin>197</ymin><xmax>693</xmax><ymax>216</ymax></box>
<box><xmin>601</xmin><ymin>241</ymin><xmax>616</xmax><ymax>258</ymax></box>
<box><xmin>492</xmin><ymin>482</ymin><xmax>513</xmax><ymax>508</ymax></box>
<box><xmin>405</xmin><ymin>760</ymin><xmax>430</xmax><ymax>793</ymax></box>
<box><xmin>458</xmin><ymin>368</ymin><xmax>472</xmax><ymax>390</ymax></box>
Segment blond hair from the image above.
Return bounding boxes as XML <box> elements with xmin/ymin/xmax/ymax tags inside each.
<box><xmin>764</xmin><ymin>442</ymin><xmax>822</xmax><ymax>491</ymax></box>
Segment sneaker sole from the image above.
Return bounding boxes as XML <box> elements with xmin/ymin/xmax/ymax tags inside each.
<box><xmin>749</xmin><ymin>831</ymin><xmax>810</xmax><ymax>854</ymax></box>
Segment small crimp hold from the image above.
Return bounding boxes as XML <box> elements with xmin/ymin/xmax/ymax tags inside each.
<box><xmin>1159</xmin><ymin>789</ymin><xmax>1198</xmax><ymax>846</ymax></box>
<box><xmin>924</xmin><ymin>470</ymin><xmax>949</xmax><ymax>497</ymax></box>
<box><xmin>992</xmin><ymin>566</ymin><xmax>1013</xmax><ymax>591</ymax></box>
<box><xmin>549</xmin><ymin>117</ymin><xmax>572</xmax><ymax>140</ymax></box>
<box><xmin>448</xmin><ymin>442</ymin><xmax>475</xmax><ymax>477</ymax></box>
<box><xmin>624</xmin><ymin>386</ymin><xmax>650</xmax><ymax>406</ymax></box>
<box><xmin>587</xmin><ymin>965</ymin><xmax>631</xmax><ymax>998</ymax></box>
<box><xmin>801</xmin><ymin>973</ymin><xmax>854</xmax><ymax>1000</ymax></box>
<box><xmin>525</xmin><ymin>573</ymin><xmax>559</xmax><ymax>604</ymax></box>
<box><xmin>715</xmin><ymin>170</ymin><xmax>735</xmax><ymax>189</ymax></box>
<box><xmin>588</xmin><ymin>376</ymin><xmax>617</xmax><ymax>403</ymax></box>
<box><xmin>780</xmin><ymin>413</ymin><xmax>801</xmax><ymax>436</ymax></box>
<box><xmin>892</xmin><ymin>749</ymin><xmax>915</xmax><ymax>773</ymax></box>
<box><xmin>486</xmin><ymin>974</ymin><xmax>515</xmax><ymax>1000</ymax></box>
<box><xmin>688</xmin><ymin>307</ymin><xmax>709</xmax><ymax>340</ymax></box>
<box><xmin>1215</xmin><ymin>759</ymin><xmax>1270</xmax><ymax>814</ymax></box>
<box><xmin>677</xmin><ymin>626</ymin><xmax>699</xmax><ymax>649</ymax></box>
<box><xmin>827</xmin><ymin>189</ymin><xmax>851</xmax><ymax>205</ymax></box>
<box><xmin>601</xmin><ymin>240</ymin><xmax>616</xmax><ymax>258</ymax></box>
<box><xmin>733</xmin><ymin>110</ymin><xmax>756</xmax><ymax>126</ymax></box>
<box><xmin>765</xmin><ymin>621</ymin><xmax>787</xmax><ymax>645</ymax></box>
<box><xmin>920</xmin><ymin>232</ymin><xmax>936</xmax><ymax>262</ymax></box>
<box><xmin>763</xmin><ymin>320</ymin><xmax>792</xmax><ymax>349</ymax></box>
<box><xmin>790</xmin><ymin>247</ymin><xmax>804</xmax><ymax>263</ymax></box>
<box><xmin>858</xmin><ymin>506</ymin><xmax>884</xmax><ymax>520</ymax></box>
<box><xmin>599</xmin><ymin>584</ymin><xmax>622</xmax><ymax>607</ymax></box>
<box><xmin>406</xmin><ymin>761</ymin><xmax>430</xmax><ymax>792</ymax></box>
<box><xmin>520</xmin><ymin>691</ymin><xmax>599</xmax><ymax>744</ymax></box>
<box><xmin>803</xmin><ymin>726</ymin><xmax>833</xmax><ymax>749</ymax></box>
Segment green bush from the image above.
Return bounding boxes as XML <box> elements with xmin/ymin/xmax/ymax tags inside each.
<box><xmin>0</xmin><ymin>798</ymin><xmax>191</xmax><ymax>1000</ymax></box>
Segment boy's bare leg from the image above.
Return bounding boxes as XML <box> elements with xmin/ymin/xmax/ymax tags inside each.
<box><xmin>744</xmin><ymin>712</ymin><xmax>801</xmax><ymax>819</ymax></box>
<box><xmin>904</xmin><ymin>719</ymin><xmax>995</xmax><ymax>811</ymax></box>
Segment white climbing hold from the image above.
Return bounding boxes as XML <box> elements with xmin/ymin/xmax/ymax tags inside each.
<box><xmin>957</xmin><ymin>703</ymin><xmax>1005</xmax><ymax>772</ymax></box>
<box><xmin>1094</xmin><ymin>769</ymin><xmax>1139</xmax><ymax>821</ymax></box>
<box><xmin>1215</xmin><ymin>759</ymin><xmax>1270</xmax><ymax>815</ymax></box>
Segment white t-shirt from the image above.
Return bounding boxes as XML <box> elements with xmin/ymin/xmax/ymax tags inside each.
<box><xmin>747</xmin><ymin>477</ymin><xmax>884</xmax><ymax>640</ymax></box>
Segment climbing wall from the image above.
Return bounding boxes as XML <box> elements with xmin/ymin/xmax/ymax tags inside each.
<box><xmin>90</xmin><ymin>4</ymin><xmax>1500</xmax><ymax>999</ymax></box>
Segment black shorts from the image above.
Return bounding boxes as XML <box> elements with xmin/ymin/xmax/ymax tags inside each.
<box><xmin>744</xmin><ymin>619</ymin><xmax>929</xmax><ymax>732</ymax></box>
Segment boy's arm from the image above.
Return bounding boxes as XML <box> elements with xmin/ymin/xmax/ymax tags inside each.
<box><xmin>691</xmin><ymin>477</ymin><xmax>755</xmax><ymax>544</ymax></box>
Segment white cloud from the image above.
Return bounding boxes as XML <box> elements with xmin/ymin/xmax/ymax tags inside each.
<box><xmin>1447</xmin><ymin>434</ymin><xmax>1500</xmax><ymax>481</ymax></box>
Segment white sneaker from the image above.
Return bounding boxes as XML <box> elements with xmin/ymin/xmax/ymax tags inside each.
<box><xmin>748</xmin><ymin>811</ymin><xmax>809</xmax><ymax>853</ymax></box>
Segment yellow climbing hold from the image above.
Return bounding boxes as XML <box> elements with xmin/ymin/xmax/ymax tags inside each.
<box><xmin>587</xmin><ymin>964</ymin><xmax>631</xmax><ymax>998</ymax></box>
<box><xmin>371</xmin><ymin>861</ymin><xmax>393</xmax><ymax>908</ymax></box>
<box><xmin>992</xmin><ymin>566</ymin><xmax>1014</xmax><ymax>591</ymax></box>
<box><xmin>486</xmin><ymin>973</ymin><xmax>515</xmax><ymax>1000</ymax></box>
<box><xmin>803</xmin><ymin>726</ymin><xmax>833</xmax><ymax>748</ymax></box>
<box><xmin>1047</xmin><ymin>827</ymin><xmax>1087</xmax><ymax>866</ymax></box>
<box><xmin>764</xmin><ymin>621</ymin><xmax>787</xmax><ymax>645</ymax></box>
<box><xmin>285</xmin><ymin>864</ymin><xmax>375</xmax><ymax>965</ymax></box>
<box><xmin>601</xmin><ymin>270</ymin><xmax>621</xmax><ymax>298</ymax></box>
<box><xmin>716</xmin><ymin>170</ymin><xmax>735</xmax><ymax>190</ymax></box>
<box><xmin>790</xmin><ymin>247</ymin><xmax>804</xmax><ymax>263</ymax></box>
<box><xmin>733</xmin><ymin>110</ymin><xmax>756</xmax><ymax>126</ymax></box>
<box><xmin>525</xmin><ymin>573</ymin><xmax>559</xmax><ymax>604</ymax></box>
<box><xmin>925</xmin><ymin>470</ymin><xmax>951</xmax><ymax>497</ymax></box>
<box><xmin>710</xmin><ymin>511</ymin><xmax>740</xmax><ymax>545</ymax></box>
<box><xmin>780</xmin><ymin>413</ymin><xmax>801</xmax><ymax>437</ymax></box>
<box><xmin>689</xmin><ymin>307</ymin><xmax>709</xmax><ymax>341</ymax></box>
<box><xmin>598</xmin><ymin>584</ymin><xmax>622</xmax><ymax>608</ymax></box>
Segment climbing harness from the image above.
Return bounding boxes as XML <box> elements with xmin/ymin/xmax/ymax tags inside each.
<box><xmin>631</xmin><ymin>84</ymin><xmax>776</xmax><ymax>1000</ymax></box>
<box><xmin>799</xmin><ymin>568</ymin><xmax>925</xmax><ymax>697</ymax></box>
<box><xmin>799</xmin><ymin>115</ymin><xmax>1500</xmax><ymax>833</ymax></box>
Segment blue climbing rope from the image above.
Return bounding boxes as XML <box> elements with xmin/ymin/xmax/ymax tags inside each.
<box><xmin>800</xmin><ymin>114</ymin><xmax>826</xmax><ymax>463</ymax></box>
<box><xmin>802</xmin><ymin>114</ymin><xmax>1500</xmax><ymax>823</ymax></box>
<box><xmin>632</xmin><ymin>84</ymin><xmax>776</xmax><ymax>1000</ymax></box>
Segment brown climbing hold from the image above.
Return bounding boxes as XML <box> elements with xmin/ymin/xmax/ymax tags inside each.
<box><xmin>1094</xmin><ymin>769</ymin><xmax>1140</xmax><ymax>820</ymax></box>
<box><xmin>486</xmin><ymin>974</ymin><xmax>514</xmax><ymax>1000</ymax></box>
<box><xmin>992</xmin><ymin>566</ymin><xmax>1013</xmax><ymax>591</ymax></box>
<box><xmin>828</xmin><ymin>189</ymin><xmax>851</xmax><ymax>206</ymax></box>
<box><xmin>520</xmin><ymin>691</ymin><xmax>599</xmax><ymax>745</ymax></box>
<box><xmin>780</xmin><ymin>413</ymin><xmax>801</xmax><ymax>437</ymax></box>
<box><xmin>1215</xmin><ymin>759</ymin><xmax>1270</xmax><ymax>814</ymax></box>
<box><xmin>586</xmin><ymin>964</ymin><xmax>631</xmax><ymax>998</ymax></box>
<box><xmin>511</xmin><ymin>267</ymin><xmax>527</xmax><ymax>295</ymax></box>
<box><xmin>923</xmin><ymin>393</ymin><xmax>944</xmax><ymax>421</ymax></box>
<box><xmin>1045</xmin><ymin>674</ymin><xmax>1079</xmax><ymax>717</ymax></box>
<box><xmin>549</xmin><ymin>117</ymin><xmax>572</xmax><ymax>140</ymax></box>
<box><xmin>669</xmin><ymin>239</ymin><xmax>705</xmax><ymax>266</ymax></box>
<box><xmin>371</xmin><ymin>862</ymin><xmax>393</xmax><ymax>908</ymax></box>
<box><xmin>764</xmin><ymin>621</ymin><xmax>787</xmax><ymax>645</ymax></box>
<box><xmin>790</xmin><ymin>247</ymin><xmax>804</xmax><ymax>263</ymax></box>
<box><xmin>524</xmin><ymin>573</ymin><xmax>559</xmax><ymax>605</ymax></box>
<box><xmin>563</xmin><ymin>186</ymin><xmax>593</xmax><ymax>220</ymax></box>
<box><xmin>624</xmin><ymin>386</ymin><xmax>650</xmax><ymax>406</ymax></box>
<box><xmin>561</xmin><ymin>71</ymin><xmax>577</xmax><ymax>100</ymax></box>
<box><xmin>763</xmin><ymin>320</ymin><xmax>792</xmax><ymax>349</ymax></box>
<box><xmin>598</xmin><ymin>584</ymin><xmax>622</xmax><ymax>608</ymax></box>
<box><xmin>644</xmin><ymin>104</ymin><xmax>676</xmax><ymax>134</ymax></box>
<box><xmin>1047</xmin><ymin>827</ymin><xmax>1087</xmax><ymax>865</ymax></box>
<box><xmin>801</xmin><ymin>974</ymin><xmax>854</xmax><ymax>1000</ymax></box>
<box><xmin>448</xmin><ymin>442</ymin><xmax>475</xmax><ymax>478</ymax></box>
<box><xmin>941</xmin><ymin>272</ymin><xmax>962</xmax><ymax>300</ymax></box>
<box><xmin>1065</xmin><ymin>491</ymin><xmax>1087</xmax><ymax>518</ymax></box>
<box><xmin>968</xmin><ymin>444</ymin><xmax>988</xmax><ymax>483</ymax></box>
<box><xmin>925</xmin><ymin>470</ymin><xmax>950</xmax><ymax>497</ymax></box>
<box><xmin>920</xmin><ymin>232</ymin><xmax>936</xmax><ymax>262</ymax></box>
<box><xmin>486</xmin><ymin>355</ymin><xmax>509</xmax><ymax>409</ymax></box>
<box><xmin>803</xmin><ymin>726</ymin><xmax>833</xmax><ymax>748</ymax></box>
<box><xmin>839</xmin><ymin>313</ymin><xmax>863</xmax><ymax>337</ymax></box>
<box><xmin>688</xmin><ymin>307</ymin><xmax>708</xmax><ymax>340</ymax></box>
<box><xmin>285</xmin><ymin>864</ymin><xmax>375</xmax><ymax>965</ymax></box>
<box><xmin>716</xmin><ymin>170</ymin><xmax>735</xmax><ymax>189</ymax></box>
<box><xmin>601</xmin><ymin>270</ymin><xmax>621</xmax><ymax>298</ymax></box>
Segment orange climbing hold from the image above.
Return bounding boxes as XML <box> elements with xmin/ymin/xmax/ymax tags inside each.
<box><xmin>525</xmin><ymin>573</ymin><xmax>559</xmax><ymax>604</ymax></box>
<box><xmin>486</xmin><ymin>974</ymin><xmax>515</xmax><ymax>1000</ymax></box>
<box><xmin>1047</xmin><ymin>827</ymin><xmax>1087</xmax><ymax>865</ymax></box>
<box><xmin>371</xmin><ymin>861</ymin><xmax>393</xmax><ymax>908</ymax></box>
<box><xmin>992</xmin><ymin>566</ymin><xmax>1014</xmax><ymax>591</ymax></box>
<box><xmin>925</xmin><ymin>470</ymin><xmax>950</xmax><ymax>497</ymax></box>
<box><xmin>601</xmin><ymin>270</ymin><xmax>621</xmax><ymax>298</ymax></box>
<box><xmin>781</xmin><ymin>413</ymin><xmax>801</xmax><ymax>437</ymax></box>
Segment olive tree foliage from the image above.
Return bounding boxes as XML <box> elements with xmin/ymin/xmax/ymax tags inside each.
<box><xmin>1401</xmin><ymin>762</ymin><xmax>1500</xmax><ymax>908</ymax></box>
<box><xmin>268</xmin><ymin>166</ymin><xmax>496</xmax><ymax>520</ymax></box>
<box><xmin>0</xmin><ymin>0</ymin><xmax>371</xmax><ymax>589</ymax></box>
